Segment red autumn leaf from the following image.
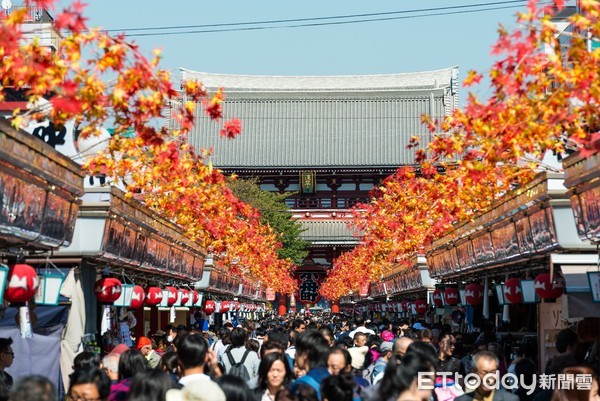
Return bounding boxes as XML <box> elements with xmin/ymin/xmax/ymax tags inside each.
<box><xmin>50</xmin><ymin>96</ymin><xmax>83</xmax><ymax>114</ymax></box>
<box><xmin>219</xmin><ymin>119</ymin><xmax>242</xmax><ymax>139</ymax></box>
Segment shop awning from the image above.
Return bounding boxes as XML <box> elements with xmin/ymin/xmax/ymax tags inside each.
<box><xmin>563</xmin><ymin>145</ymin><xmax>600</xmax><ymax>243</ymax></box>
<box><xmin>426</xmin><ymin>173</ymin><xmax>595</xmax><ymax>281</ymax></box>
<box><xmin>55</xmin><ymin>187</ymin><xmax>205</xmax><ymax>282</ymax></box>
<box><xmin>0</xmin><ymin>120</ymin><xmax>84</xmax><ymax>250</ymax></box>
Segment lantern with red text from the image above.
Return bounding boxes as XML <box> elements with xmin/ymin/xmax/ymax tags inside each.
<box><xmin>464</xmin><ymin>283</ymin><xmax>484</xmax><ymax>306</ymax></box>
<box><xmin>504</xmin><ymin>278</ymin><xmax>523</xmax><ymax>304</ymax></box>
<box><xmin>192</xmin><ymin>290</ymin><xmax>200</xmax><ymax>304</ymax></box>
<box><xmin>266</xmin><ymin>288</ymin><xmax>276</xmax><ymax>302</ymax></box>
<box><xmin>165</xmin><ymin>286</ymin><xmax>178</xmax><ymax>307</ymax></box>
<box><xmin>432</xmin><ymin>290</ymin><xmax>444</xmax><ymax>307</ymax></box>
<box><xmin>203</xmin><ymin>300</ymin><xmax>216</xmax><ymax>315</ymax></box>
<box><xmin>130</xmin><ymin>286</ymin><xmax>146</xmax><ymax>309</ymax></box>
<box><xmin>444</xmin><ymin>288</ymin><xmax>460</xmax><ymax>306</ymax></box>
<box><xmin>6</xmin><ymin>264</ymin><xmax>39</xmax><ymax>304</ymax></box>
<box><xmin>534</xmin><ymin>273</ymin><xmax>564</xmax><ymax>300</ymax></box>
<box><xmin>145</xmin><ymin>287</ymin><xmax>163</xmax><ymax>306</ymax></box>
<box><xmin>221</xmin><ymin>301</ymin><xmax>231</xmax><ymax>314</ymax></box>
<box><xmin>414</xmin><ymin>299</ymin><xmax>427</xmax><ymax>315</ymax></box>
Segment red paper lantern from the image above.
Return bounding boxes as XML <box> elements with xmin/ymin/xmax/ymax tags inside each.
<box><xmin>192</xmin><ymin>290</ymin><xmax>200</xmax><ymax>304</ymax></box>
<box><xmin>432</xmin><ymin>290</ymin><xmax>444</xmax><ymax>307</ymax></box>
<box><xmin>130</xmin><ymin>286</ymin><xmax>146</xmax><ymax>309</ymax></box>
<box><xmin>465</xmin><ymin>283</ymin><xmax>484</xmax><ymax>306</ymax></box>
<box><xmin>504</xmin><ymin>278</ymin><xmax>523</xmax><ymax>304</ymax></box>
<box><xmin>165</xmin><ymin>286</ymin><xmax>178</xmax><ymax>306</ymax></box>
<box><xmin>221</xmin><ymin>301</ymin><xmax>231</xmax><ymax>313</ymax></box>
<box><xmin>6</xmin><ymin>264</ymin><xmax>39</xmax><ymax>303</ymax></box>
<box><xmin>94</xmin><ymin>277</ymin><xmax>122</xmax><ymax>304</ymax></box>
<box><xmin>534</xmin><ymin>273</ymin><xmax>564</xmax><ymax>299</ymax></box>
<box><xmin>400</xmin><ymin>300</ymin><xmax>408</xmax><ymax>312</ymax></box>
<box><xmin>444</xmin><ymin>288</ymin><xmax>460</xmax><ymax>306</ymax></box>
<box><xmin>180</xmin><ymin>289</ymin><xmax>191</xmax><ymax>305</ymax></box>
<box><xmin>414</xmin><ymin>299</ymin><xmax>428</xmax><ymax>315</ymax></box>
<box><xmin>203</xmin><ymin>300</ymin><xmax>216</xmax><ymax>315</ymax></box>
<box><xmin>233</xmin><ymin>301</ymin><xmax>240</xmax><ymax>311</ymax></box>
<box><xmin>145</xmin><ymin>287</ymin><xmax>163</xmax><ymax>306</ymax></box>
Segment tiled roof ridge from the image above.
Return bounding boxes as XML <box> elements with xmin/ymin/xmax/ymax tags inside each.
<box><xmin>180</xmin><ymin>66</ymin><xmax>459</xmax><ymax>92</ymax></box>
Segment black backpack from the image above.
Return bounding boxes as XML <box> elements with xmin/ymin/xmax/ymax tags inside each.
<box><xmin>225</xmin><ymin>348</ymin><xmax>251</xmax><ymax>381</ymax></box>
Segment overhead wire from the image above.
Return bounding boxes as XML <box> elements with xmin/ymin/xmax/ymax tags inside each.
<box><xmin>103</xmin><ymin>0</ymin><xmax>531</xmax><ymax>37</ymax></box>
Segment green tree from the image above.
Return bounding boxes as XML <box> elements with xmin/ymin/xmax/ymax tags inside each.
<box><xmin>228</xmin><ymin>178</ymin><xmax>309</xmax><ymax>264</ymax></box>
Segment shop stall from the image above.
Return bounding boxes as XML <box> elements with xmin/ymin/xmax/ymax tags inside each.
<box><xmin>0</xmin><ymin>120</ymin><xmax>84</xmax><ymax>391</ymax></box>
<box><xmin>426</xmin><ymin>171</ymin><xmax>595</xmax><ymax>367</ymax></box>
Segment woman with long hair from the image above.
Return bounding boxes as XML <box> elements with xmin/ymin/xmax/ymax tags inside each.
<box><xmin>362</xmin><ymin>352</ymin><xmax>435</xmax><ymax>401</ymax></box>
<box><xmin>127</xmin><ymin>370</ymin><xmax>176</xmax><ymax>401</ymax></box>
<box><xmin>252</xmin><ymin>352</ymin><xmax>294</xmax><ymax>401</ymax></box>
<box><xmin>109</xmin><ymin>349</ymin><xmax>147</xmax><ymax>401</ymax></box>
<box><xmin>551</xmin><ymin>366</ymin><xmax>599</xmax><ymax>401</ymax></box>
<box><xmin>159</xmin><ymin>351</ymin><xmax>179</xmax><ymax>383</ymax></box>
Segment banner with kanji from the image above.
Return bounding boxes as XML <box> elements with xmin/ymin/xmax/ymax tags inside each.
<box><xmin>296</xmin><ymin>272</ymin><xmax>324</xmax><ymax>304</ymax></box>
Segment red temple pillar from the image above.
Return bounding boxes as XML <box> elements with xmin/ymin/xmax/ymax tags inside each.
<box><xmin>331</xmin><ymin>301</ymin><xmax>340</xmax><ymax>314</ymax></box>
<box><xmin>278</xmin><ymin>295</ymin><xmax>288</xmax><ymax>316</ymax></box>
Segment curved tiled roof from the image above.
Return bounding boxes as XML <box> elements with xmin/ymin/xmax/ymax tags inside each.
<box><xmin>181</xmin><ymin>67</ymin><xmax>458</xmax><ymax>92</ymax></box>
<box><xmin>298</xmin><ymin>220</ymin><xmax>360</xmax><ymax>244</ymax></box>
<box><xmin>179</xmin><ymin>67</ymin><xmax>459</xmax><ymax>168</ymax></box>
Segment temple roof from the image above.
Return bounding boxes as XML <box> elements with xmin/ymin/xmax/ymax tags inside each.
<box><xmin>181</xmin><ymin>67</ymin><xmax>458</xmax><ymax>93</ymax></box>
<box><xmin>298</xmin><ymin>220</ymin><xmax>360</xmax><ymax>244</ymax></box>
<box><xmin>180</xmin><ymin>67</ymin><xmax>459</xmax><ymax>168</ymax></box>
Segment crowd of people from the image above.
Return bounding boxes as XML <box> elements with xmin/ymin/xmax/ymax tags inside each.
<box><xmin>0</xmin><ymin>312</ymin><xmax>597</xmax><ymax>401</ymax></box>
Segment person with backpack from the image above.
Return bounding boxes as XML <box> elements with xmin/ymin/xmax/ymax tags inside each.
<box><xmin>223</xmin><ymin>327</ymin><xmax>260</xmax><ymax>386</ymax></box>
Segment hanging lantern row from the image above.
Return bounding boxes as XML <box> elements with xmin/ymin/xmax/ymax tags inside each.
<box><xmin>202</xmin><ymin>299</ymin><xmax>266</xmax><ymax>315</ymax></box>
<box><xmin>93</xmin><ymin>279</ymin><xmax>207</xmax><ymax>309</ymax></box>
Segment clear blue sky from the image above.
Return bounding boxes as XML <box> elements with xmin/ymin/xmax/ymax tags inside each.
<box><xmin>55</xmin><ymin>0</ymin><xmax>572</xmax><ymax>104</ymax></box>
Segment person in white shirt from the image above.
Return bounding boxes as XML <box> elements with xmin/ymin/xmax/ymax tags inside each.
<box><xmin>177</xmin><ymin>332</ymin><xmax>222</xmax><ymax>386</ymax></box>
<box><xmin>348</xmin><ymin>315</ymin><xmax>375</xmax><ymax>339</ymax></box>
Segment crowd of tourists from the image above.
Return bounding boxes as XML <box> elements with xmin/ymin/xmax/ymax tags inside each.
<box><xmin>0</xmin><ymin>312</ymin><xmax>597</xmax><ymax>401</ymax></box>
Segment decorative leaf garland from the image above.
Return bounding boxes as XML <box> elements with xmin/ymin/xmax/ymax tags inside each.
<box><xmin>322</xmin><ymin>0</ymin><xmax>599</xmax><ymax>300</ymax></box>
<box><xmin>0</xmin><ymin>0</ymin><xmax>295</xmax><ymax>293</ymax></box>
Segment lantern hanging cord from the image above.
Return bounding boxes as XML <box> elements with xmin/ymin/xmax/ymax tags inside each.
<box><xmin>121</xmin><ymin>269</ymin><xmax>134</xmax><ymax>285</ymax></box>
<box><xmin>44</xmin><ymin>255</ymin><xmax>65</xmax><ymax>277</ymax></box>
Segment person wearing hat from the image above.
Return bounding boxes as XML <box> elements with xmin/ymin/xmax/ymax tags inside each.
<box><xmin>138</xmin><ymin>337</ymin><xmax>161</xmax><ymax>369</ymax></box>
<box><xmin>370</xmin><ymin>341</ymin><xmax>393</xmax><ymax>385</ymax></box>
